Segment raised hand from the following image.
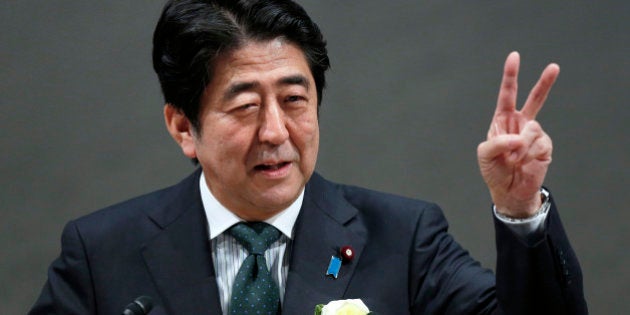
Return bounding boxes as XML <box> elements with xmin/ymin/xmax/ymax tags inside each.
<box><xmin>477</xmin><ymin>52</ymin><xmax>559</xmax><ymax>218</ymax></box>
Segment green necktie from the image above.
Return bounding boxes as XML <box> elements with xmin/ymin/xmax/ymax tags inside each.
<box><xmin>228</xmin><ymin>222</ymin><xmax>281</xmax><ymax>315</ymax></box>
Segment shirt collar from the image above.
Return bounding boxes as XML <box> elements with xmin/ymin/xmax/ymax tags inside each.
<box><xmin>199</xmin><ymin>172</ymin><xmax>303</xmax><ymax>240</ymax></box>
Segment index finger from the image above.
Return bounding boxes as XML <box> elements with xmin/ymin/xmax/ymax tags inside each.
<box><xmin>495</xmin><ymin>51</ymin><xmax>520</xmax><ymax>115</ymax></box>
<box><xmin>521</xmin><ymin>63</ymin><xmax>560</xmax><ymax>120</ymax></box>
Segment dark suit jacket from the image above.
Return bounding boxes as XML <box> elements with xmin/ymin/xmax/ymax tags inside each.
<box><xmin>30</xmin><ymin>170</ymin><xmax>587</xmax><ymax>314</ymax></box>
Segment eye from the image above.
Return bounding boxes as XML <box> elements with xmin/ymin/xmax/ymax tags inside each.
<box><xmin>229</xmin><ymin>103</ymin><xmax>258</xmax><ymax>115</ymax></box>
<box><xmin>237</xmin><ymin>103</ymin><xmax>257</xmax><ymax>111</ymax></box>
<box><xmin>285</xmin><ymin>95</ymin><xmax>305</xmax><ymax>103</ymax></box>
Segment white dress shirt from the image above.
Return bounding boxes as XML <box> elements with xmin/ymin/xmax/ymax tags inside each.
<box><xmin>199</xmin><ymin>173</ymin><xmax>302</xmax><ymax>315</ymax></box>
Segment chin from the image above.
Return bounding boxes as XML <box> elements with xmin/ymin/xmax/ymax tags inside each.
<box><xmin>254</xmin><ymin>183</ymin><xmax>302</xmax><ymax>210</ymax></box>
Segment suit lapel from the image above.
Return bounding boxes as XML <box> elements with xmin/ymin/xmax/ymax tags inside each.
<box><xmin>283</xmin><ymin>173</ymin><xmax>367</xmax><ymax>314</ymax></box>
<box><xmin>141</xmin><ymin>170</ymin><xmax>223</xmax><ymax>315</ymax></box>
<box><xmin>139</xmin><ymin>171</ymin><xmax>365</xmax><ymax>314</ymax></box>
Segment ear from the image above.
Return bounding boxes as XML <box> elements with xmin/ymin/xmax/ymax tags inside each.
<box><xmin>164</xmin><ymin>104</ymin><xmax>197</xmax><ymax>159</ymax></box>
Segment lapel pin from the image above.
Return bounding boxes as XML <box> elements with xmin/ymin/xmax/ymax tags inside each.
<box><xmin>326</xmin><ymin>256</ymin><xmax>342</xmax><ymax>279</ymax></box>
<box><xmin>326</xmin><ymin>245</ymin><xmax>355</xmax><ymax>279</ymax></box>
<box><xmin>340</xmin><ymin>245</ymin><xmax>355</xmax><ymax>262</ymax></box>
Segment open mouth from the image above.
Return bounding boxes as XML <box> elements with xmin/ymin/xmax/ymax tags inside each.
<box><xmin>254</xmin><ymin>161</ymin><xmax>291</xmax><ymax>171</ymax></box>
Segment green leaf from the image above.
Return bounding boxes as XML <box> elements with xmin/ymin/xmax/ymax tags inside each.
<box><xmin>314</xmin><ymin>304</ymin><xmax>324</xmax><ymax>315</ymax></box>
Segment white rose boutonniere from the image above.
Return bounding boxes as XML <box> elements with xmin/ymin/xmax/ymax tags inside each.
<box><xmin>314</xmin><ymin>299</ymin><xmax>375</xmax><ymax>315</ymax></box>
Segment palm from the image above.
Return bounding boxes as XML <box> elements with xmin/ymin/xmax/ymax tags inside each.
<box><xmin>477</xmin><ymin>52</ymin><xmax>559</xmax><ymax>217</ymax></box>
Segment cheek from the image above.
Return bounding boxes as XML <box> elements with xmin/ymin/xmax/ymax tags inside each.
<box><xmin>197</xmin><ymin>123</ymin><xmax>252</xmax><ymax>164</ymax></box>
<box><xmin>290</xmin><ymin>113</ymin><xmax>318</xmax><ymax>145</ymax></box>
<box><xmin>217</xmin><ymin>133</ymin><xmax>252</xmax><ymax>160</ymax></box>
<box><xmin>291</xmin><ymin>114</ymin><xmax>319</xmax><ymax>162</ymax></box>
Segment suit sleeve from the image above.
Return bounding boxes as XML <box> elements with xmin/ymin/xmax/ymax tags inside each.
<box><xmin>409</xmin><ymin>203</ymin><xmax>498</xmax><ymax>314</ymax></box>
<box><xmin>29</xmin><ymin>221</ymin><xmax>96</xmax><ymax>315</ymax></box>
<box><xmin>409</xmin><ymin>197</ymin><xmax>587</xmax><ymax>315</ymax></box>
<box><xmin>494</xmin><ymin>194</ymin><xmax>588</xmax><ymax>315</ymax></box>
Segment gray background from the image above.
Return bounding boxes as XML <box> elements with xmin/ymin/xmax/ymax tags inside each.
<box><xmin>1</xmin><ymin>0</ymin><xmax>628</xmax><ymax>314</ymax></box>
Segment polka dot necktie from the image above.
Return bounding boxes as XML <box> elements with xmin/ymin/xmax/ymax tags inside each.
<box><xmin>228</xmin><ymin>222</ymin><xmax>281</xmax><ymax>315</ymax></box>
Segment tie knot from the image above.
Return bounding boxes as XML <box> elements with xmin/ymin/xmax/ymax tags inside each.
<box><xmin>228</xmin><ymin>222</ymin><xmax>281</xmax><ymax>255</ymax></box>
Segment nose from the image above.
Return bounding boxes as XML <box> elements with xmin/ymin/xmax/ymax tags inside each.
<box><xmin>258</xmin><ymin>100</ymin><xmax>289</xmax><ymax>145</ymax></box>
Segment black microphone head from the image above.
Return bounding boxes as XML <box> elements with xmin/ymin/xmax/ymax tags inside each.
<box><xmin>122</xmin><ymin>295</ymin><xmax>154</xmax><ymax>315</ymax></box>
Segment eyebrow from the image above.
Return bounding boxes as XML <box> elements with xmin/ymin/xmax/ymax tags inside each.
<box><xmin>223</xmin><ymin>81</ymin><xmax>259</xmax><ymax>101</ymax></box>
<box><xmin>276</xmin><ymin>74</ymin><xmax>310</xmax><ymax>91</ymax></box>
<box><xmin>222</xmin><ymin>74</ymin><xmax>311</xmax><ymax>101</ymax></box>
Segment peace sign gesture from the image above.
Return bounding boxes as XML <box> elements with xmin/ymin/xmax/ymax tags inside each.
<box><xmin>477</xmin><ymin>52</ymin><xmax>559</xmax><ymax>218</ymax></box>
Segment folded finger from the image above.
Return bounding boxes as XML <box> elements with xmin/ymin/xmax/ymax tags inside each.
<box><xmin>478</xmin><ymin>133</ymin><xmax>523</xmax><ymax>161</ymax></box>
<box><xmin>522</xmin><ymin>130</ymin><xmax>553</xmax><ymax>165</ymax></box>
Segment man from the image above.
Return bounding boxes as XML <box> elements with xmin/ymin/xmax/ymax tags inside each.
<box><xmin>30</xmin><ymin>0</ymin><xmax>587</xmax><ymax>314</ymax></box>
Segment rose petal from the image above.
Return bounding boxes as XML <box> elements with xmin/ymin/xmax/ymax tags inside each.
<box><xmin>321</xmin><ymin>299</ymin><xmax>370</xmax><ymax>315</ymax></box>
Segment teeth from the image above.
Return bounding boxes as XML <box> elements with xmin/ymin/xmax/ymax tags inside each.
<box><xmin>258</xmin><ymin>162</ymin><xmax>286</xmax><ymax>170</ymax></box>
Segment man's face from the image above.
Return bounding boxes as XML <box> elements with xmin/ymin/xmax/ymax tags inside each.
<box><xmin>193</xmin><ymin>39</ymin><xmax>319</xmax><ymax>220</ymax></box>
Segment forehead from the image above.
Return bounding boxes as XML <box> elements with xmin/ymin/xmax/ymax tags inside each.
<box><xmin>209</xmin><ymin>38</ymin><xmax>313</xmax><ymax>88</ymax></box>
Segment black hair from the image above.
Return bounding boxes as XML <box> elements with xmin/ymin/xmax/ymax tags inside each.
<box><xmin>152</xmin><ymin>0</ymin><xmax>330</xmax><ymax>131</ymax></box>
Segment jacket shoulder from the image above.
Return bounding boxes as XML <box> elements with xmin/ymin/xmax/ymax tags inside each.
<box><xmin>71</xmin><ymin>170</ymin><xmax>201</xmax><ymax>241</ymax></box>
<box><xmin>309</xmin><ymin>172</ymin><xmax>446</xmax><ymax>227</ymax></box>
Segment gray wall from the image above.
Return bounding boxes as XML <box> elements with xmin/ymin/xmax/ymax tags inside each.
<box><xmin>1</xmin><ymin>1</ymin><xmax>628</xmax><ymax>313</ymax></box>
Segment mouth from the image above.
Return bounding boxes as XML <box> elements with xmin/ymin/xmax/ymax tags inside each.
<box><xmin>254</xmin><ymin>161</ymin><xmax>291</xmax><ymax>171</ymax></box>
<box><xmin>253</xmin><ymin>161</ymin><xmax>293</xmax><ymax>178</ymax></box>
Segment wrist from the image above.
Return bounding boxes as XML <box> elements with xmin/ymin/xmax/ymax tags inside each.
<box><xmin>495</xmin><ymin>188</ymin><xmax>550</xmax><ymax>221</ymax></box>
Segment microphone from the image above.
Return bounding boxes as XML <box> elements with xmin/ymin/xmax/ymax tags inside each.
<box><xmin>122</xmin><ymin>296</ymin><xmax>154</xmax><ymax>315</ymax></box>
